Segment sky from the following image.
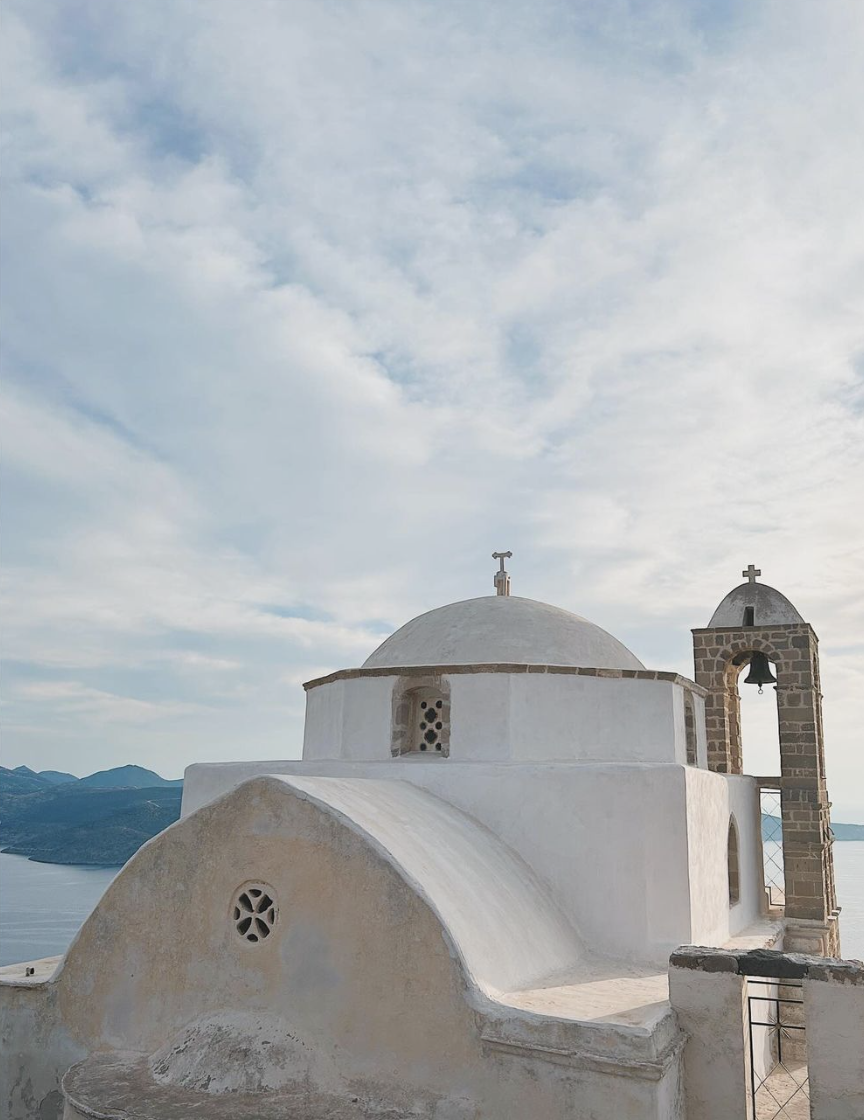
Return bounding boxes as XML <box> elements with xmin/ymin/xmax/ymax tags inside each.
<box><xmin>1</xmin><ymin>0</ymin><xmax>862</xmax><ymax>817</ymax></box>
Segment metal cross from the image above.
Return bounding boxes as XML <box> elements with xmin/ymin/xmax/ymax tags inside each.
<box><xmin>742</xmin><ymin>564</ymin><xmax>761</xmax><ymax>584</ymax></box>
<box><xmin>492</xmin><ymin>551</ymin><xmax>512</xmax><ymax>596</ymax></box>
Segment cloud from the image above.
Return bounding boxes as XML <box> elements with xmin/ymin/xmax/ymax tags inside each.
<box><xmin>2</xmin><ymin>0</ymin><xmax>863</xmax><ymax>811</ymax></box>
<box><xmin>7</xmin><ymin>680</ymin><xmax>205</xmax><ymax>723</ymax></box>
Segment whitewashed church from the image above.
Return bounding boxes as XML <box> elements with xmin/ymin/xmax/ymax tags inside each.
<box><xmin>2</xmin><ymin>559</ymin><xmax>861</xmax><ymax>1119</ymax></box>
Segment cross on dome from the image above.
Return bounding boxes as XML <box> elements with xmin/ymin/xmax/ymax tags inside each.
<box><xmin>742</xmin><ymin>564</ymin><xmax>761</xmax><ymax>584</ymax></box>
<box><xmin>492</xmin><ymin>551</ymin><xmax>512</xmax><ymax>597</ymax></box>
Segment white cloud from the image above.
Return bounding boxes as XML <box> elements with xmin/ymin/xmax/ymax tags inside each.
<box><xmin>7</xmin><ymin>680</ymin><xmax>205</xmax><ymax>724</ymax></box>
<box><xmin>2</xmin><ymin>0</ymin><xmax>863</xmax><ymax>811</ymax></box>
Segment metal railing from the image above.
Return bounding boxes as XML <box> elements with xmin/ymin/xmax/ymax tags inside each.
<box><xmin>746</xmin><ymin>976</ymin><xmax>809</xmax><ymax>1119</ymax></box>
<box><xmin>758</xmin><ymin>782</ymin><xmax>785</xmax><ymax>909</ymax></box>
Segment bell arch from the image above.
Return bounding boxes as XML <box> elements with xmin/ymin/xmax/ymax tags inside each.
<box><xmin>704</xmin><ymin>639</ymin><xmax>785</xmax><ymax>776</ymax></box>
<box><xmin>692</xmin><ymin>607</ymin><xmax>839</xmax><ymax>956</ymax></box>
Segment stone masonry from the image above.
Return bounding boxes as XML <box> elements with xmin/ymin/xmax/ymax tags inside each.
<box><xmin>692</xmin><ymin>623</ymin><xmax>839</xmax><ymax>957</ymax></box>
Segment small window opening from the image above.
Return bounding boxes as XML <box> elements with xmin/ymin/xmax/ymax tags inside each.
<box><xmin>392</xmin><ymin>683</ymin><xmax>450</xmax><ymax>756</ymax></box>
<box><xmin>232</xmin><ymin>882</ymin><xmax>278</xmax><ymax>944</ymax></box>
<box><xmin>728</xmin><ymin>816</ymin><xmax>741</xmax><ymax>906</ymax></box>
<box><xmin>743</xmin><ymin>606</ymin><xmax>755</xmax><ymax>626</ymax></box>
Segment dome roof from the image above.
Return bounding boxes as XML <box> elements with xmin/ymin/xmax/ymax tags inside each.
<box><xmin>708</xmin><ymin>582</ymin><xmax>804</xmax><ymax>627</ymax></box>
<box><xmin>363</xmin><ymin>595</ymin><xmax>645</xmax><ymax>670</ymax></box>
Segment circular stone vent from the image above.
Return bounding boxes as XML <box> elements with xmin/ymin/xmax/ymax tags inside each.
<box><xmin>232</xmin><ymin>883</ymin><xmax>277</xmax><ymax>943</ymax></box>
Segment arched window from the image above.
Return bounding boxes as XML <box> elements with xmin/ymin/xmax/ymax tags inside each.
<box><xmin>391</xmin><ymin>679</ymin><xmax>451</xmax><ymax>757</ymax></box>
<box><xmin>684</xmin><ymin>692</ymin><xmax>697</xmax><ymax>766</ymax></box>
<box><xmin>728</xmin><ymin>815</ymin><xmax>740</xmax><ymax>906</ymax></box>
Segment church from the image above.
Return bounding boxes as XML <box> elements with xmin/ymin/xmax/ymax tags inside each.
<box><xmin>1</xmin><ymin>559</ymin><xmax>860</xmax><ymax>1119</ymax></box>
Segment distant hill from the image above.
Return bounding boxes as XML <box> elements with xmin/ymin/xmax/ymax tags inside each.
<box><xmin>2</xmin><ymin>768</ymin><xmax>51</xmax><ymax>795</ymax></box>
<box><xmin>12</xmin><ymin>766</ymin><xmax>41</xmax><ymax>779</ymax></box>
<box><xmin>1</xmin><ymin>792</ymin><xmax>182</xmax><ymax>866</ymax></box>
<box><xmin>0</xmin><ymin>765</ymin><xmax>183</xmax><ymax>866</ymax></box>
<box><xmin>762</xmin><ymin>813</ymin><xmax>864</xmax><ymax>842</ymax></box>
<box><xmin>78</xmin><ymin>765</ymin><xmax>183</xmax><ymax>789</ymax></box>
<box><xmin>831</xmin><ymin>821</ymin><xmax>864</xmax><ymax>840</ymax></box>
<box><xmin>36</xmin><ymin>770</ymin><xmax>78</xmax><ymax>785</ymax></box>
<box><xmin>12</xmin><ymin>765</ymin><xmax>78</xmax><ymax>785</ymax></box>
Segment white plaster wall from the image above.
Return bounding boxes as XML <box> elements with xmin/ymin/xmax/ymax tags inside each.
<box><xmin>301</xmin><ymin>679</ymin><xmax>345</xmax><ymax>759</ymax></box>
<box><xmin>448</xmin><ymin>673</ymin><xmax>513</xmax><ymax>761</ymax></box>
<box><xmin>184</xmin><ymin>760</ymin><xmax>693</xmax><ymax>963</ymax></box>
<box><xmin>726</xmin><ymin>776</ymin><xmax>764</xmax><ymax>937</ymax></box>
<box><xmin>302</xmin><ymin>676</ymin><xmax>394</xmax><ymax>761</ymax></box>
<box><xmin>509</xmin><ymin>674</ymin><xmax>682</xmax><ymax>764</ymax></box>
<box><xmin>806</xmin><ymin>975</ymin><xmax>864</xmax><ymax>1119</ymax></box>
<box><xmin>303</xmin><ymin>671</ymin><xmax>690</xmax><ymax>765</ymax></box>
<box><xmin>668</xmin><ymin>966</ymin><xmax>751</xmax><ymax>1120</ymax></box>
<box><xmin>684</xmin><ymin>770</ymin><xmax>763</xmax><ymax>946</ymax></box>
<box><xmin>338</xmin><ymin>676</ymin><xmax>394</xmax><ymax>760</ymax></box>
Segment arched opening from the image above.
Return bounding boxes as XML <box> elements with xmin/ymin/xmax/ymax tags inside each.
<box><xmin>728</xmin><ymin>815</ymin><xmax>740</xmax><ymax>906</ymax></box>
<box><xmin>738</xmin><ymin>670</ymin><xmax>781</xmax><ymax>774</ymax></box>
<box><xmin>725</xmin><ymin>651</ymin><xmax>781</xmax><ymax>778</ymax></box>
<box><xmin>683</xmin><ymin>692</ymin><xmax>698</xmax><ymax>766</ymax></box>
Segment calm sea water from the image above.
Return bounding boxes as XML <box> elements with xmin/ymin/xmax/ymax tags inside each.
<box><xmin>1</xmin><ymin>844</ymin><xmax>863</xmax><ymax>968</ymax></box>
<box><xmin>0</xmin><ymin>853</ymin><xmax>118</xmax><ymax>966</ymax></box>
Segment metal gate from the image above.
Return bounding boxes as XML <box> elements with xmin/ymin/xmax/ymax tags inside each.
<box><xmin>746</xmin><ymin>975</ymin><xmax>809</xmax><ymax>1118</ymax></box>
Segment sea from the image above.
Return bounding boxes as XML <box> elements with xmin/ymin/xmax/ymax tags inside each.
<box><xmin>1</xmin><ymin>844</ymin><xmax>863</xmax><ymax>968</ymax></box>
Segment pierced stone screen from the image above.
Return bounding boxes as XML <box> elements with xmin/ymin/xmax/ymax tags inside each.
<box><xmin>232</xmin><ymin>883</ymin><xmax>278</xmax><ymax>943</ymax></box>
<box><xmin>416</xmin><ymin>695</ymin><xmax>446</xmax><ymax>752</ymax></box>
<box><xmin>392</xmin><ymin>681</ymin><xmax>451</xmax><ymax>756</ymax></box>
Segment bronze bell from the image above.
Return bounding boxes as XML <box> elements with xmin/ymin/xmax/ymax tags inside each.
<box><xmin>743</xmin><ymin>652</ymin><xmax>777</xmax><ymax>694</ymax></box>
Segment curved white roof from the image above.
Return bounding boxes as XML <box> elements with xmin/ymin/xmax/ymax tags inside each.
<box><xmin>363</xmin><ymin>595</ymin><xmax>644</xmax><ymax>670</ymax></box>
<box><xmin>278</xmin><ymin>776</ymin><xmax>583</xmax><ymax>995</ymax></box>
<box><xmin>708</xmin><ymin>582</ymin><xmax>804</xmax><ymax>627</ymax></box>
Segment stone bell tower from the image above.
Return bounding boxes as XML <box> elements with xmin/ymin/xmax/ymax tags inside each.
<box><xmin>692</xmin><ymin>566</ymin><xmax>839</xmax><ymax>957</ymax></box>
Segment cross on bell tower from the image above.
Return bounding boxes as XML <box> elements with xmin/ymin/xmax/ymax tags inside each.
<box><xmin>492</xmin><ymin>551</ymin><xmax>512</xmax><ymax>597</ymax></box>
<box><xmin>743</xmin><ymin>564</ymin><xmax>761</xmax><ymax>584</ymax></box>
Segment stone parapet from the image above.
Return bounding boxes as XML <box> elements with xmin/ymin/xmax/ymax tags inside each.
<box><xmin>670</xmin><ymin>947</ymin><xmax>863</xmax><ymax>1120</ymax></box>
<box><xmin>304</xmin><ymin>663</ymin><xmax>706</xmax><ymax>693</ymax></box>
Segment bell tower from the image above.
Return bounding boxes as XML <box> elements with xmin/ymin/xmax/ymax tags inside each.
<box><xmin>692</xmin><ymin>566</ymin><xmax>840</xmax><ymax>956</ymax></box>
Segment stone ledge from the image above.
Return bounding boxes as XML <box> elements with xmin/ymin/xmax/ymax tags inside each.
<box><xmin>479</xmin><ymin>1031</ymin><xmax>685</xmax><ymax>1082</ymax></box>
<box><xmin>691</xmin><ymin>624</ymin><xmax>814</xmax><ymax>635</ymax></box>
<box><xmin>669</xmin><ymin>945</ymin><xmax>864</xmax><ymax>982</ymax></box>
<box><xmin>669</xmin><ymin>947</ymin><xmax>738</xmax><ymax>973</ymax></box>
<box><xmin>0</xmin><ymin>955</ymin><xmax>62</xmax><ymax>987</ymax></box>
<box><xmin>304</xmin><ymin>664</ymin><xmax>707</xmax><ymax>694</ymax></box>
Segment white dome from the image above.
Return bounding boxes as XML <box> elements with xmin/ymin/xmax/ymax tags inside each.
<box><xmin>362</xmin><ymin>596</ymin><xmax>644</xmax><ymax>670</ymax></box>
<box><xmin>708</xmin><ymin>582</ymin><xmax>804</xmax><ymax>627</ymax></box>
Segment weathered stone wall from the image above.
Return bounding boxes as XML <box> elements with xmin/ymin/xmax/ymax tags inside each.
<box><xmin>691</xmin><ymin>623</ymin><xmax>839</xmax><ymax>956</ymax></box>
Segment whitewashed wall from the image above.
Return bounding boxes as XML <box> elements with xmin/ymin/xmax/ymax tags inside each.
<box><xmin>303</xmin><ymin>671</ymin><xmax>699</xmax><ymax>766</ymax></box>
<box><xmin>185</xmin><ymin>759</ymin><xmax>695</xmax><ymax>963</ymax></box>
<box><xmin>684</xmin><ymin>770</ymin><xmax>763</xmax><ymax>945</ymax></box>
<box><xmin>806</xmin><ymin>962</ymin><xmax>864</xmax><ymax>1119</ymax></box>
